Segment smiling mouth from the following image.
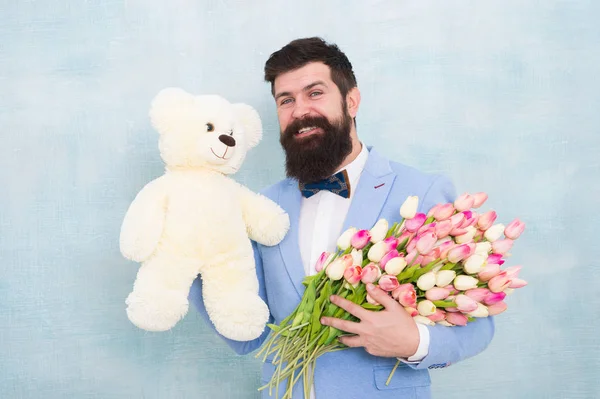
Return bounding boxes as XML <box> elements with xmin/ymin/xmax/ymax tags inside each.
<box><xmin>210</xmin><ymin>147</ymin><xmax>228</xmax><ymax>159</ymax></box>
<box><xmin>296</xmin><ymin>126</ymin><xmax>322</xmax><ymax>137</ymax></box>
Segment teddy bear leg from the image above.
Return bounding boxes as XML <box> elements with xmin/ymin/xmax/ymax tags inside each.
<box><xmin>200</xmin><ymin>254</ymin><xmax>269</xmax><ymax>341</ymax></box>
<box><xmin>126</xmin><ymin>254</ymin><xmax>199</xmax><ymax>332</ymax></box>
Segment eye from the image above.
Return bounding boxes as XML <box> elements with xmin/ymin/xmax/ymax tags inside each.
<box><xmin>280</xmin><ymin>98</ymin><xmax>293</xmax><ymax>106</ymax></box>
<box><xmin>206</xmin><ymin>123</ymin><xmax>214</xmax><ymax>132</ymax></box>
<box><xmin>310</xmin><ymin>91</ymin><xmax>322</xmax><ymax>97</ymax></box>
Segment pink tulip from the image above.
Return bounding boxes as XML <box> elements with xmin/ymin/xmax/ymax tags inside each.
<box><xmin>344</xmin><ymin>265</ymin><xmax>363</xmax><ymax>286</ymax></box>
<box><xmin>483</xmin><ymin>291</ymin><xmax>506</xmax><ymax>306</ymax></box>
<box><xmin>325</xmin><ymin>254</ymin><xmax>354</xmax><ymax>280</ymax></box>
<box><xmin>465</xmin><ymin>288</ymin><xmax>491</xmax><ymax>303</ymax></box>
<box><xmin>397</xmin><ymin>230</ymin><xmax>415</xmax><ymax>247</ymax></box>
<box><xmin>380</xmin><ymin>249</ymin><xmax>400</xmax><ymax>270</ymax></box>
<box><xmin>477</xmin><ymin>210</ymin><xmax>497</xmax><ymax>230</ymax></box>
<box><xmin>437</xmin><ymin>240</ymin><xmax>455</xmax><ymax>260</ymax></box>
<box><xmin>472</xmin><ymin>192</ymin><xmax>488</xmax><ymax>208</ymax></box>
<box><xmin>314</xmin><ymin>251</ymin><xmax>330</xmax><ymax>272</ymax></box>
<box><xmin>420</xmin><ymin>253</ymin><xmax>438</xmax><ymax>266</ymax></box>
<box><xmin>427</xmin><ymin>204</ymin><xmax>441</xmax><ymax>218</ymax></box>
<box><xmin>504</xmin><ymin>218</ymin><xmax>526</xmax><ymax>240</ymax></box>
<box><xmin>405</xmin><ymin>250</ymin><xmax>419</xmax><ymax>266</ymax></box>
<box><xmin>492</xmin><ymin>239</ymin><xmax>514</xmax><ymax>255</ymax></box>
<box><xmin>454</xmin><ymin>193</ymin><xmax>475</xmax><ymax>212</ymax></box>
<box><xmin>425</xmin><ymin>287</ymin><xmax>451</xmax><ymax>301</ymax></box>
<box><xmin>434</xmin><ymin>220</ymin><xmax>453</xmax><ymax>239</ymax></box>
<box><xmin>509</xmin><ymin>278</ymin><xmax>528</xmax><ymax>289</ymax></box>
<box><xmin>478</xmin><ymin>264</ymin><xmax>501</xmax><ymax>282</ymax></box>
<box><xmin>416</xmin><ymin>232</ymin><xmax>437</xmax><ymax>255</ymax></box>
<box><xmin>351</xmin><ymin>229</ymin><xmax>372</xmax><ymax>249</ymax></box>
<box><xmin>428</xmin><ymin>309</ymin><xmax>447</xmax><ymax>323</ymax></box>
<box><xmin>406</xmin><ymin>239</ymin><xmax>417</xmax><ymax>254</ymax></box>
<box><xmin>434</xmin><ymin>203</ymin><xmax>456</xmax><ymax>221</ymax></box>
<box><xmin>487</xmin><ymin>253</ymin><xmax>505</xmax><ymax>266</ymax></box>
<box><xmin>455</xmin><ymin>294</ymin><xmax>478</xmax><ymax>313</ymax></box>
<box><xmin>459</xmin><ymin>211</ymin><xmax>478</xmax><ymax>229</ymax></box>
<box><xmin>504</xmin><ymin>265</ymin><xmax>522</xmax><ymax>279</ymax></box>
<box><xmin>446</xmin><ymin>285</ymin><xmax>459</xmax><ymax>295</ymax></box>
<box><xmin>445</xmin><ymin>312</ymin><xmax>468</xmax><ymax>326</ymax></box>
<box><xmin>361</xmin><ymin>263</ymin><xmax>382</xmax><ymax>284</ymax></box>
<box><xmin>383</xmin><ymin>236</ymin><xmax>399</xmax><ymax>252</ymax></box>
<box><xmin>487</xmin><ymin>301</ymin><xmax>508</xmax><ymax>316</ymax></box>
<box><xmin>404</xmin><ymin>307</ymin><xmax>418</xmax><ymax>317</ymax></box>
<box><xmin>488</xmin><ymin>271</ymin><xmax>511</xmax><ymax>293</ymax></box>
<box><xmin>450</xmin><ymin>212</ymin><xmax>465</xmax><ymax>228</ymax></box>
<box><xmin>378</xmin><ymin>275</ymin><xmax>400</xmax><ymax>292</ymax></box>
<box><xmin>405</xmin><ymin>213</ymin><xmax>427</xmax><ymax>233</ymax></box>
<box><xmin>447</xmin><ymin>244</ymin><xmax>474</xmax><ymax>263</ymax></box>
<box><xmin>392</xmin><ymin>283</ymin><xmax>417</xmax><ymax>307</ymax></box>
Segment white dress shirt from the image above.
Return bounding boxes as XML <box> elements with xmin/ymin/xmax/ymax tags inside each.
<box><xmin>297</xmin><ymin>143</ymin><xmax>429</xmax><ymax>397</ymax></box>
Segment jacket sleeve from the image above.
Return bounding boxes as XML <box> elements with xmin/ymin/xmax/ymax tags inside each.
<box><xmin>409</xmin><ymin>175</ymin><xmax>495</xmax><ymax>370</ymax></box>
<box><xmin>188</xmin><ymin>240</ymin><xmax>273</xmax><ymax>355</ymax></box>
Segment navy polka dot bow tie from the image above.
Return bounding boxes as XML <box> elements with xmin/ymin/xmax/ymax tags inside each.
<box><xmin>299</xmin><ymin>169</ymin><xmax>351</xmax><ymax>199</ymax></box>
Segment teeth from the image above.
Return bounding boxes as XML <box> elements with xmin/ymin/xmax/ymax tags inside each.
<box><xmin>298</xmin><ymin>126</ymin><xmax>316</xmax><ymax>134</ymax></box>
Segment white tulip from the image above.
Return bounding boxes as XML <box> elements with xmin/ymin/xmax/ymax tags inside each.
<box><xmin>437</xmin><ymin>320</ymin><xmax>453</xmax><ymax>327</ymax></box>
<box><xmin>337</xmin><ymin>227</ymin><xmax>357</xmax><ymax>250</ymax></box>
<box><xmin>351</xmin><ymin>249</ymin><xmax>363</xmax><ymax>267</ymax></box>
<box><xmin>367</xmin><ymin>241</ymin><xmax>387</xmax><ymax>262</ymax></box>
<box><xmin>455</xmin><ymin>226</ymin><xmax>477</xmax><ymax>244</ymax></box>
<box><xmin>400</xmin><ymin>196</ymin><xmax>419</xmax><ymax>219</ymax></box>
<box><xmin>435</xmin><ymin>270</ymin><xmax>456</xmax><ymax>287</ymax></box>
<box><xmin>413</xmin><ymin>315</ymin><xmax>435</xmax><ymax>326</ymax></box>
<box><xmin>417</xmin><ymin>272</ymin><xmax>437</xmax><ymax>291</ymax></box>
<box><xmin>417</xmin><ymin>300</ymin><xmax>437</xmax><ymax>317</ymax></box>
<box><xmin>453</xmin><ymin>275</ymin><xmax>479</xmax><ymax>291</ymax></box>
<box><xmin>463</xmin><ymin>254</ymin><xmax>486</xmax><ymax>274</ymax></box>
<box><xmin>384</xmin><ymin>257</ymin><xmax>407</xmax><ymax>275</ymax></box>
<box><xmin>475</xmin><ymin>242</ymin><xmax>492</xmax><ymax>255</ymax></box>
<box><xmin>484</xmin><ymin>224</ymin><xmax>505</xmax><ymax>242</ymax></box>
<box><xmin>325</xmin><ymin>259</ymin><xmax>346</xmax><ymax>281</ymax></box>
<box><xmin>369</xmin><ymin>219</ymin><xmax>389</xmax><ymax>243</ymax></box>
<box><xmin>468</xmin><ymin>303</ymin><xmax>489</xmax><ymax>318</ymax></box>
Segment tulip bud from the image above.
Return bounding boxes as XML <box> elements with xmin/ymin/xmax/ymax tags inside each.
<box><xmin>459</xmin><ymin>210</ymin><xmax>478</xmax><ymax>229</ymax></box>
<box><xmin>468</xmin><ymin>302</ymin><xmax>489</xmax><ymax>318</ymax></box>
<box><xmin>350</xmin><ymin>249</ymin><xmax>363</xmax><ymax>267</ymax></box>
<box><xmin>361</xmin><ymin>263</ymin><xmax>382</xmax><ymax>284</ymax></box>
<box><xmin>463</xmin><ymin>253</ymin><xmax>487</xmax><ymax>274</ymax></box>
<box><xmin>487</xmin><ymin>301</ymin><xmax>507</xmax><ymax>316</ymax></box>
<box><xmin>503</xmin><ymin>265</ymin><xmax>522</xmax><ymax>279</ymax></box>
<box><xmin>427</xmin><ymin>204</ymin><xmax>441</xmax><ymax>217</ymax></box>
<box><xmin>437</xmin><ymin>240</ymin><xmax>455</xmax><ymax>260</ymax></box>
<box><xmin>367</xmin><ymin>241</ymin><xmax>387</xmax><ymax>263</ymax></box>
<box><xmin>486</xmin><ymin>253</ymin><xmax>505</xmax><ymax>266</ymax></box>
<box><xmin>455</xmin><ymin>294</ymin><xmax>479</xmax><ymax>312</ymax></box>
<box><xmin>350</xmin><ymin>229</ymin><xmax>371</xmax><ymax>249</ymax></box>
<box><xmin>488</xmin><ymin>271</ymin><xmax>511</xmax><ymax>293</ymax></box>
<box><xmin>455</xmin><ymin>226</ymin><xmax>477</xmax><ymax>244</ymax></box>
<box><xmin>434</xmin><ymin>219</ymin><xmax>453</xmax><ymax>239</ymax></box>
<box><xmin>425</xmin><ymin>287</ymin><xmax>450</xmax><ymax>301</ymax></box>
<box><xmin>337</xmin><ymin>227</ymin><xmax>357</xmax><ymax>250</ymax></box>
<box><xmin>477</xmin><ymin>210</ymin><xmax>497</xmax><ymax>231</ymax></box>
<box><xmin>484</xmin><ymin>224</ymin><xmax>505</xmax><ymax>242</ymax></box>
<box><xmin>380</xmin><ymin>249</ymin><xmax>400</xmax><ymax>270</ymax></box>
<box><xmin>483</xmin><ymin>291</ymin><xmax>506</xmax><ymax>306</ymax></box>
<box><xmin>400</xmin><ymin>196</ymin><xmax>419</xmax><ymax>219</ymax></box>
<box><xmin>509</xmin><ymin>278</ymin><xmax>528</xmax><ymax>289</ymax></box>
<box><xmin>472</xmin><ymin>192</ymin><xmax>488</xmax><ymax>208</ymax></box>
<box><xmin>492</xmin><ymin>239</ymin><xmax>513</xmax><ymax>255</ymax></box>
<box><xmin>417</xmin><ymin>272</ymin><xmax>437</xmax><ymax>291</ymax></box>
<box><xmin>434</xmin><ymin>203</ymin><xmax>455</xmax><ymax>221</ymax></box>
<box><xmin>436</xmin><ymin>270</ymin><xmax>456</xmax><ymax>287</ymax></box>
<box><xmin>465</xmin><ymin>288</ymin><xmax>491</xmax><ymax>302</ymax></box>
<box><xmin>416</xmin><ymin>232</ymin><xmax>437</xmax><ymax>255</ymax></box>
<box><xmin>504</xmin><ymin>218</ymin><xmax>526</xmax><ymax>240</ymax></box>
<box><xmin>314</xmin><ymin>251</ymin><xmax>330</xmax><ymax>272</ymax></box>
<box><xmin>417</xmin><ymin>300</ymin><xmax>437</xmax><ymax>317</ymax></box>
<box><xmin>344</xmin><ymin>265</ymin><xmax>363</xmax><ymax>287</ymax></box>
<box><xmin>478</xmin><ymin>264</ymin><xmax>501</xmax><ymax>282</ymax></box>
<box><xmin>427</xmin><ymin>309</ymin><xmax>446</xmax><ymax>323</ymax></box>
<box><xmin>326</xmin><ymin>254</ymin><xmax>353</xmax><ymax>280</ymax></box>
<box><xmin>393</xmin><ymin>283</ymin><xmax>417</xmax><ymax>307</ymax></box>
<box><xmin>445</xmin><ymin>312</ymin><xmax>468</xmax><ymax>326</ymax></box>
<box><xmin>437</xmin><ymin>320</ymin><xmax>454</xmax><ymax>327</ymax></box>
<box><xmin>447</xmin><ymin>244</ymin><xmax>474</xmax><ymax>263</ymax></box>
<box><xmin>378</xmin><ymin>275</ymin><xmax>400</xmax><ymax>292</ymax></box>
<box><xmin>475</xmin><ymin>242</ymin><xmax>492</xmax><ymax>255</ymax></box>
<box><xmin>453</xmin><ymin>275</ymin><xmax>479</xmax><ymax>291</ymax></box>
<box><xmin>454</xmin><ymin>193</ymin><xmax>474</xmax><ymax>212</ymax></box>
<box><xmin>405</xmin><ymin>213</ymin><xmax>427</xmax><ymax>233</ymax></box>
<box><xmin>383</xmin><ymin>256</ymin><xmax>407</xmax><ymax>275</ymax></box>
<box><xmin>413</xmin><ymin>315</ymin><xmax>436</xmax><ymax>326</ymax></box>
<box><xmin>369</xmin><ymin>219</ymin><xmax>389</xmax><ymax>243</ymax></box>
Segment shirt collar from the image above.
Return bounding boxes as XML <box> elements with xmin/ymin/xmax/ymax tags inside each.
<box><xmin>335</xmin><ymin>142</ymin><xmax>369</xmax><ymax>195</ymax></box>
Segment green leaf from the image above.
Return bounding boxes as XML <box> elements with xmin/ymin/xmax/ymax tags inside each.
<box><xmin>440</xmin><ymin>262</ymin><xmax>456</xmax><ymax>271</ymax></box>
<box><xmin>362</xmin><ymin>303</ymin><xmax>384</xmax><ymax>311</ymax></box>
<box><xmin>432</xmin><ymin>300</ymin><xmax>457</xmax><ymax>308</ymax></box>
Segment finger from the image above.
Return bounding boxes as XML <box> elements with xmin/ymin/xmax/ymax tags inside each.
<box><xmin>337</xmin><ymin>334</ymin><xmax>363</xmax><ymax>348</ymax></box>
<box><xmin>320</xmin><ymin>316</ymin><xmax>361</xmax><ymax>334</ymax></box>
<box><xmin>330</xmin><ymin>294</ymin><xmax>370</xmax><ymax>320</ymax></box>
<box><xmin>366</xmin><ymin>283</ymin><xmax>400</xmax><ymax>310</ymax></box>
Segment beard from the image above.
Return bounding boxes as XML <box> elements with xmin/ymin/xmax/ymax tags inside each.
<box><xmin>279</xmin><ymin>108</ymin><xmax>353</xmax><ymax>184</ymax></box>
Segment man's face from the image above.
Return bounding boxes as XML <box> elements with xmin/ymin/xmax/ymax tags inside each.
<box><xmin>273</xmin><ymin>62</ymin><xmax>353</xmax><ymax>183</ymax></box>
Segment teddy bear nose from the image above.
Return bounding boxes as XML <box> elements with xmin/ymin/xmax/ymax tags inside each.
<box><xmin>218</xmin><ymin>135</ymin><xmax>236</xmax><ymax>147</ymax></box>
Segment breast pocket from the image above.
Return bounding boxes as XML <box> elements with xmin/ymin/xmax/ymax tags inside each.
<box><xmin>373</xmin><ymin>364</ymin><xmax>431</xmax><ymax>391</ymax></box>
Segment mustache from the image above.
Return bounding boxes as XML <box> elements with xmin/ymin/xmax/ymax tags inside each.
<box><xmin>283</xmin><ymin>115</ymin><xmax>333</xmax><ymax>137</ymax></box>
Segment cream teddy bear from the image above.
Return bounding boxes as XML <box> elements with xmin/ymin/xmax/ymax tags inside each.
<box><xmin>119</xmin><ymin>87</ymin><xmax>289</xmax><ymax>340</ymax></box>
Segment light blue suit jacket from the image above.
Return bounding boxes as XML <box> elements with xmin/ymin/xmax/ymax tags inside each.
<box><xmin>189</xmin><ymin>147</ymin><xmax>495</xmax><ymax>398</ymax></box>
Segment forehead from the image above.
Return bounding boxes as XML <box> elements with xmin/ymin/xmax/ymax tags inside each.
<box><xmin>273</xmin><ymin>62</ymin><xmax>334</xmax><ymax>95</ymax></box>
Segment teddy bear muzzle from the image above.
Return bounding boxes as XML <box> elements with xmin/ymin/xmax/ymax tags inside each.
<box><xmin>218</xmin><ymin>134</ymin><xmax>236</xmax><ymax>147</ymax></box>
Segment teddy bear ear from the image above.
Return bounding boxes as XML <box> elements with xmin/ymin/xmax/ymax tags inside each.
<box><xmin>232</xmin><ymin>103</ymin><xmax>263</xmax><ymax>149</ymax></box>
<box><xmin>149</xmin><ymin>87</ymin><xmax>194</xmax><ymax>134</ymax></box>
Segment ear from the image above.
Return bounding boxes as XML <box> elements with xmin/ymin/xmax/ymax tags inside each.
<box><xmin>346</xmin><ymin>87</ymin><xmax>361</xmax><ymax>119</ymax></box>
<box><xmin>232</xmin><ymin>103</ymin><xmax>262</xmax><ymax>149</ymax></box>
<box><xmin>149</xmin><ymin>87</ymin><xmax>194</xmax><ymax>134</ymax></box>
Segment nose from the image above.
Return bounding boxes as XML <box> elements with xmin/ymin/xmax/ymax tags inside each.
<box><xmin>291</xmin><ymin>99</ymin><xmax>310</xmax><ymax>120</ymax></box>
<box><xmin>218</xmin><ymin>134</ymin><xmax>236</xmax><ymax>147</ymax></box>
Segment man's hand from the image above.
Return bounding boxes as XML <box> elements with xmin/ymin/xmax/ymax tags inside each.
<box><xmin>320</xmin><ymin>283</ymin><xmax>420</xmax><ymax>358</ymax></box>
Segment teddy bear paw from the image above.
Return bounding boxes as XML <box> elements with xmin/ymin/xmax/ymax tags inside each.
<box><xmin>125</xmin><ymin>290</ymin><xmax>189</xmax><ymax>332</ymax></box>
<box><xmin>212</xmin><ymin>294</ymin><xmax>270</xmax><ymax>341</ymax></box>
<box><xmin>254</xmin><ymin>211</ymin><xmax>290</xmax><ymax>247</ymax></box>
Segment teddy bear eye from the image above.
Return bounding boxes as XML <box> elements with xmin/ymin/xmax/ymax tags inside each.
<box><xmin>206</xmin><ymin>123</ymin><xmax>215</xmax><ymax>132</ymax></box>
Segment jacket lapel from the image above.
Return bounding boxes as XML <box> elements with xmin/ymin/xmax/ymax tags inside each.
<box><xmin>342</xmin><ymin>147</ymin><xmax>396</xmax><ymax>231</ymax></box>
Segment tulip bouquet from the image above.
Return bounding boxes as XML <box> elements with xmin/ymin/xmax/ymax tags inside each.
<box><xmin>256</xmin><ymin>192</ymin><xmax>526</xmax><ymax>399</ymax></box>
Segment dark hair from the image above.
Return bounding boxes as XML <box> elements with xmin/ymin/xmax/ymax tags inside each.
<box><xmin>264</xmin><ymin>37</ymin><xmax>357</xmax><ymax>98</ymax></box>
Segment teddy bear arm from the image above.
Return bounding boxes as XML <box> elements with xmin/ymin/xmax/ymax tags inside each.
<box><xmin>237</xmin><ymin>186</ymin><xmax>290</xmax><ymax>247</ymax></box>
<box><xmin>119</xmin><ymin>178</ymin><xmax>168</xmax><ymax>262</ymax></box>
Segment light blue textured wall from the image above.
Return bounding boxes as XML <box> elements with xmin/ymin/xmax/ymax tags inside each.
<box><xmin>1</xmin><ymin>1</ymin><xmax>599</xmax><ymax>398</ymax></box>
